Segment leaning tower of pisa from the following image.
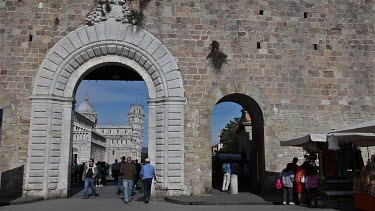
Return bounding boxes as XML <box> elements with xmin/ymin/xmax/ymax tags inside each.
<box><xmin>127</xmin><ymin>105</ymin><xmax>145</xmax><ymax>160</ymax></box>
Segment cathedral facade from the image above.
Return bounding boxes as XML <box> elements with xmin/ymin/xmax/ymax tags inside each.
<box><xmin>73</xmin><ymin>97</ymin><xmax>145</xmax><ymax>164</ymax></box>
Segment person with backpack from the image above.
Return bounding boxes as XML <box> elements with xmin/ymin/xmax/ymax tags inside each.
<box><xmin>305</xmin><ymin>168</ymin><xmax>319</xmax><ymax>207</ymax></box>
<box><xmin>221</xmin><ymin>160</ymin><xmax>231</xmax><ymax>192</ymax></box>
<box><xmin>281</xmin><ymin>163</ymin><xmax>295</xmax><ymax>205</ymax></box>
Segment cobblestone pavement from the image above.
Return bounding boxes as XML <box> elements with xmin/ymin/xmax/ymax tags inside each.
<box><xmin>0</xmin><ymin>183</ymin><xmax>341</xmax><ymax>211</ymax></box>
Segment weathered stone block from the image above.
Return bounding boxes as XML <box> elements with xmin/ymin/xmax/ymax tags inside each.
<box><xmin>29</xmin><ymin>170</ymin><xmax>44</xmax><ymax>177</ymax></box>
<box><xmin>74</xmin><ymin>55</ymin><xmax>84</xmax><ymax>65</ymax></box>
<box><xmin>28</xmin><ymin>177</ymin><xmax>44</xmax><ymax>184</ymax></box>
<box><xmin>146</xmin><ymin>40</ymin><xmax>161</xmax><ymax>56</ymax></box>
<box><xmin>30</xmin><ymin>157</ymin><xmax>45</xmax><ymax>163</ymax></box>
<box><xmin>95</xmin><ymin>23</ymin><xmax>106</xmax><ymax>41</ymax></box>
<box><xmin>76</xmin><ymin>28</ymin><xmax>90</xmax><ymax>46</ymax></box>
<box><xmin>49</xmin><ymin>170</ymin><xmax>59</xmax><ymax>177</ymax></box>
<box><xmin>29</xmin><ymin>164</ymin><xmax>44</xmax><ymax>170</ymax></box>
<box><xmin>139</xmin><ymin>34</ymin><xmax>153</xmax><ymax>50</ymax></box>
<box><xmin>100</xmin><ymin>46</ymin><xmax>108</xmax><ymax>55</ymax></box>
<box><xmin>86</xmin><ymin>26</ymin><xmax>98</xmax><ymax>43</ymax></box>
<box><xmin>132</xmin><ymin>30</ymin><xmax>146</xmax><ymax>46</ymax></box>
<box><xmin>27</xmin><ymin>184</ymin><xmax>43</xmax><ymax>190</ymax></box>
<box><xmin>107</xmin><ymin>45</ymin><xmax>117</xmax><ymax>55</ymax></box>
<box><xmin>68</xmin><ymin>32</ymin><xmax>83</xmax><ymax>49</ymax></box>
<box><xmin>152</xmin><ymin>46</ymin><xmax>167</xmax><ymax>61</ymax></box>
<box><xmin>59</xmin><ymin>37</ymin><xmax>76</xmax><ymax>54</ymax></box>
<box><xmin>105</xmin><ymin>20</ymin><xmax>118</xmax><ymax>41</ymax></box>
<box><xmin>30</xmin><ymin>144</ymin><xmax>46</xmax><ymax>150</ymax></box>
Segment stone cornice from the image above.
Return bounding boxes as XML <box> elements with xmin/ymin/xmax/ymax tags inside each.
<box><xmin>30</xmin><ymin>95</ymin><xmax>74</xmax><ymax>103</ymax></box>
<box><xmin>148</xmin><ymin>97</ymin><xmax>186</xmax><ymax>105</ymax></box>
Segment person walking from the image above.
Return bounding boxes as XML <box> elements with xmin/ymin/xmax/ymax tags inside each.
<box><xmin>133</xmin><ymin>159</ymin><xmax>142</xmax><ymax>194</ymax></box>
<box><xmin>140</xmin><ymin>158</ymin><xmax>156</xmax><ymax>203</ymax></box>
<box><xmin>291</xmin><ymin>157</ymin><xmax>299</xmax><ymax>203</ymax></box>
<box><xmin>95</xmin><ymin>161</ymin><xmax>102</xmax><ymax>187</ymax></box>
<box><xmin>294</xmin><ymin>161</ymin><xmax>307</xmax><ymax>204</ymax></box>
<box><xmin>82</xmin><ymin>158</ymin><xmax>97</xmax><ymax>199</ymax></box>
<box><xmin>117</xmin><ymin>156</ymin><xmax>126</xmax><ymax>195</ymax></box>
<box><xmin>120</xmin><ymin>156</ymin><xmax>137</xmax><ymax>204</ymax></box>
<box><xmin>112</xmin><ymin>159</ymin><xmax>120</xmax><ymax>184</ymax></box>
<box><xmin>221</xmin><ymin>160</ymin><xmax>231</xmax><ymax>192</ymax></box>
<box><xmin>305</xmin><ymin>168</ymin><xmax>319</xmax><ymax>207</ymax></box>
<box><xmin>100</xmin><ymin>162</ymin><xmax>107</xmax><ymax>187</ymax></box>
<box><xmin>281</xmin><ymin>163</ymin><xmax>295</xmax><ymax>205</ymax></box>
<box><xmin>71</xmin><ymin>160</ymin><xmax>79</xmax><ymax>184</ymax></box>
<box><xmin>78</xmin><ymin>162</ymin><xmax>85</xmax><ymax>186</ymax></box>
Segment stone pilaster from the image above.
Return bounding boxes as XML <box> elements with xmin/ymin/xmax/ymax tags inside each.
<box><xmin>24</xmin><ymin>96</ymin><xmax>73</xmax><ymax>199</ymax></box>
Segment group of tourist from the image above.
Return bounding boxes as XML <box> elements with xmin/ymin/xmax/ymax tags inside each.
<box><xmin>280</xmin><ymin>157</ymin><xmax>319</xmax><ymax>207</ymax></box>
<box><xmin>80</xmin><ymin>157</ymin><xmax>156</xmax><ymax>204</ymax></box>
<box><xmin>71</xmin><ymin>160</ymin><xmax>110</xmax><ymax>188</ymax></box>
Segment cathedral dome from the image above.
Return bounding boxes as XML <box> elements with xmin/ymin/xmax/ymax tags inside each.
<box><xmin>77</xmin><ymin>96</ymin><xmax>96</xmax><ymax>113</ymax></box>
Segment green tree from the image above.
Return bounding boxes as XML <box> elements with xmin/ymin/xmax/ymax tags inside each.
<box><xmin>219</xmin><ymin>117</ymin><xmax>241</xmax><ymax>152</ymax></box>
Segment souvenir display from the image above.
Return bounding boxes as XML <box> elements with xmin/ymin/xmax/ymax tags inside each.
<box><xmin>354</xmin><ymin>154</ymin><xmax>375</xmax><ymax>196</ymax></box>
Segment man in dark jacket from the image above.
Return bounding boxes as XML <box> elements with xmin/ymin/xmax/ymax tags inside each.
<box><xmin>120</xmin><ymin>156</ymin><xmax>137</xmax><ymax>203</ymax></box>
<box><xmin>117</xmin><ymin>156</ymin><xmax>126</xmax><ymax>195</ymax></box>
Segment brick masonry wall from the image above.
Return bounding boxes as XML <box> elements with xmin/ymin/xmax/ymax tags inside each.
<box><xmin>142</xmin><ymin>0</ymin><xmax>375</xmax><ymax>194</ymax></box>
<box><xmin>0</xmin><ymin>0</ymin><xmax>93</xmax><ymax>196</ymax></box>
<box><xmin>1</xmin><ymin>0</ymin><xmax>375</xmax><ymax>195</ymax></box>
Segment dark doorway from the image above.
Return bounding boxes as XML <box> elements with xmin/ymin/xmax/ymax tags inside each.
<box><xmin>211</xmin><ymin>93</ymin><xmax>265</xmax><ymax>193</ymax></box>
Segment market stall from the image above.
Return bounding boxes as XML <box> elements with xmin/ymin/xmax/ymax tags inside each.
<box><xmin>280</xmin><ymin>132</ymin><xmax>375</xmax><ymax>208</ymax></box>
<box><xmin>329</xmin><ymin>121</ymin><xmax>375</xmax><ymax>210</ymax></box>
<box><xmin>353</xmin><ymin>155</ymin><xmax>375</xmax><ymax>211</ymax></box>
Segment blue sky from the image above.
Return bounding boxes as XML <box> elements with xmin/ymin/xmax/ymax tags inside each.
<box><xmin>75</xmin><ymin>80</ymin><xmax>242</xmax><ymax>147</ymax></box>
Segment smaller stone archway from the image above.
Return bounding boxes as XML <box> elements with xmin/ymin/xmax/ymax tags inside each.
<box><xmin>25</xmin><ymin>19</ymin><xmax>186</xmax><ymax>198</ymax></box>
<box><xmin>204</xmin><ymin>82</ymin><xmax>274</xmax><ymax>192</ymax></box>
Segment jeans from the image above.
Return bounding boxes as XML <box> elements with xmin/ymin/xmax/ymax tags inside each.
<box><xmin>118</xmin><ymin>176</ymin><xmax>123</xmax><ymax>190</ymax></box>
<box><xmin>123</xmin><ymin>179</ymin><xmax>133</xmax><ymax>202</ymax></box>
<box><xmin>283</xmin><ymin>186</ymin><xmax>293</xmax><ymax>203</ymax></box>
<box><xmin>143</xmin><ymin>178</ymin><xmax>152</xmax><ymax>200</ymax></box>
<box><xmin>222</xmin><ymin>173</ymin><xmax>230</xmax><ymax>191</ymax></box>
<box><xmin>83</xmin><ymin>178</ymin><xmax>96</xmax><ymax>198</ymax></box>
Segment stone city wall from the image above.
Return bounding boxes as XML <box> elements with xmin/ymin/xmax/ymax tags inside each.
<box><xmin>0</xmin><ymin>0</ymin><xmax>375</xmax><ymax>196</ymax></box>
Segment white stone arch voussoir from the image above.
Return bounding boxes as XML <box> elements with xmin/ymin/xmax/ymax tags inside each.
<box><xmin>33</xmin><ymin>19</ymin><xmax>184</xmax><ymax>99</ymax></box>
<box><xmin>26</xmin><ymin>19</ymin><xmax>186</xmax><ymax>199</ymax></box>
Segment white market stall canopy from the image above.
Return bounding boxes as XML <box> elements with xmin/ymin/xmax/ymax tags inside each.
<box><xmin>280</xmin><ymin>133</ymin><xmax>327</xmax><ymax>147</ymax></box>
<box><xmin>331</xmin><ymin>120</ymin><xmax>375</xmax><ymax>133</ymax></box>
<box><xmin>280</xmin><ymin>120</ymin><xmax>375</xmax><ymax>148</ymax></box>
<box><xmin>280</xmin><ymin>132</ymin><xmax>375</xmax><ymax>147</ymax></box>
<box><xmin>327</xmin><ymin>132</ymin><xmax>375</xmax><ymax>147</ymax></box>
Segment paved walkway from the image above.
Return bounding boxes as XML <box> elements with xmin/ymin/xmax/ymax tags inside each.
<box><xmin>0</xmin><ymin>184</ymin><xmax>338</xmax><ymax>211</ymax></box>
<box><xmin>0</xmin><ymin>182</ymin><xmax>354</xmax><ymax>211</ymax></box>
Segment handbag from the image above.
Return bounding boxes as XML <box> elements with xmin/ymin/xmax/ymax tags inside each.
<box><xmin>275</xmin><ymin>178</ymin><xmax>282</xmax><ymax>189</ymax></box>
<box><xmin>300</xmin><ymin>174</ymin><xmax>306</xmax><ymax>183</ymax></box>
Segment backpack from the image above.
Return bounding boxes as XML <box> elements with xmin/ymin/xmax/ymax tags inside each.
<box><xmin>275</xmin><ymin>178</ymin><xmax>282</xmax><ymax>189</ymax></box>
<box><xmin>222</xmin><ymin>163</ymin><xmax>229</xmax><ymax>173</ymax></box>
<box><xmin>306</xmin><ymin>175</ymin><xmax>318</xmax><ymax>188</ymax></box>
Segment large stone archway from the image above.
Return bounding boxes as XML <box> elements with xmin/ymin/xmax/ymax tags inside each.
<box><xmin>25</xmin><ymin>19</ymin><xmax>186</xmax><ymax>198</ymax></box>
<box><xmin>203</xmin><ymin>82</ymin><xmax>275</xmax><ymax>192</ymax></box>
